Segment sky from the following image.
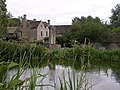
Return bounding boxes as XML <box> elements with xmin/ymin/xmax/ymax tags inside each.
<box><xmin>6</xmin><ymin>0</ymin><xmax>120</xmax><ymax>25</ymax></box>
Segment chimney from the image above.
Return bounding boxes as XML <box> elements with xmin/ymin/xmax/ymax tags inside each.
<box><xmin>48</xmin><ymin>20</ymin><xmax>50</xmax><ymax>25</ymax></box>
<box><xmin>23</xmin><ymin>14</ymin><xmax>27</xmax><ymax>19</ymax></box>
<box><xmin>33</xmin><ymin>19</ymin><xmax>36</xmax><ymax>21</ymax></box>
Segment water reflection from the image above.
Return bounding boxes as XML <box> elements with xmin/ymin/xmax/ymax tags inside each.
<box><xmin>4</xmin><ymin>62</ymin><xmax>120</xmax><ymax>90</ymax></box>
<box><xmin>48</xmin><ymin>64</ymin><xmax>55</xmax><ymax>83</ymax></box>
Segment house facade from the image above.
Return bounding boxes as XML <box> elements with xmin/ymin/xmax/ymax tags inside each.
<box><xmin>18</xmin><ymin>15</ymin><xmax>50</xmax><ymax>41</ymax></box>
<box><xmin>6</xmin><ymin>15</ymin><xmax>71</xmax><ymax>46</ymax></box>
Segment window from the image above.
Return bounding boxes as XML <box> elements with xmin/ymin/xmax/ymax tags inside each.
<box><xmin>46</xmin><ymin>31</ymin><xmax>48</xmax><ymax>36</ymax></box>
<box><xmin>41</xmin><ymin>31</ymin><xmax>43</xmax><ymax>36</ymax></box>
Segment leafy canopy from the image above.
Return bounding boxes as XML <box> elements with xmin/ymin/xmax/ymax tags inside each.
<box><xmin>110</xmin><ymin>4</ymin><xmax>120</xmax><ymax>27</ymax></box>
<box><xmin>70</xmin><ymin>16</ymin><xmax>110</xmax><ymax>43</ymax></box>
<box><xmin>7</xmin><ymin>12</ymin><xmax>21</xmax><ymax>27</ymax></box>
<box><xmin>0</xmin><ymin>0</ymin><xmax>8</xmax><ymax>38</ymax></box>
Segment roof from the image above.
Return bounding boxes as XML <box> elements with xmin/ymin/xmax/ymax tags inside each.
<box><xmin>27</xmin><ymin>20</ymin><xmax>40</xmax><ymax>29</ymax></box>
<box><xmin>27</xmin><ymin>20</ymin><xmax>49</xmax><ymax>29</ymax></box>
<box><xmin>7</xmin><ymin>27</ymin><xmax>18</xmax><ymax>33</ymax></box>
<box><xmin>43</xmin><ymin>21</ymin><xmax>49</xmax><ymax>28</ymax></box>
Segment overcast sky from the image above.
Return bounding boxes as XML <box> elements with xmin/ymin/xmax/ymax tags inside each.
<box><xmin>6</xmin><ymin>0</ymin><xmax>119</xmax><ymax>25</ymax></box>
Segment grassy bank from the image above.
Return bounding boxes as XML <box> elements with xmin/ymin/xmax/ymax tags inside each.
<box><xmin>0</xmin><ymin>40</ymin><xmax>48</xmax><ymax>64</ymax></box>
<box><xmin>52</xmin><ymin>45</ymin><xmax>120</xmax><ymax>63</ymax></box>
<box><xmin>0</xmin><ymin>40</ymin><xmax>120</xmax><ymax>64</ymax></box>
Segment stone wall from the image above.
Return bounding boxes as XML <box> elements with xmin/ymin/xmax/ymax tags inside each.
<box><xmin>49</xmin><ymin>26</ymin><xmax>56</xmax><ymax>45</ymax></box>
<box><xmin>53</xmin><ymin>25</ymin><xmax>71</xmax><ymax>37</ymax></box>
<box><xmin>93</xmin><ymin>42</ymin><xmax>119</xmax><ymax>50</ymax></box>
<box><xmin>28</xmin><ymin>29</ymin><xmax>37</xmax><ymax>41</ymax></box>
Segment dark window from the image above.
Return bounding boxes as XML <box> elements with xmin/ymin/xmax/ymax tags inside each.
<box><xmin>41</xmin><ymin>31</ymin><xmax>43</xmax><ymax>36</ymax></box>
<box><xmin>46</xmin><ymin>31</ymin><xmax>48</xmax><ymax>36</ymax></box>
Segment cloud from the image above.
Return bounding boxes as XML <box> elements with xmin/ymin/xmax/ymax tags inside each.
<box><xmin>6</xmin><ymin>0</ymin><xmax>119</xmax><ymax>25</ymax></box>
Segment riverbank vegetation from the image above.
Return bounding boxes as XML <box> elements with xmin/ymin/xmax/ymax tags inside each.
<box><xmin>0</xmin><ymin>40</ymin><xmax>120</xmax><ymax>64</ymax></box>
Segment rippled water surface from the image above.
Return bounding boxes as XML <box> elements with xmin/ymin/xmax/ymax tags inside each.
<box><xmin>6</xmin><ymin>62</ymin><xmax>120</xmax><ymax>90</ymax></box>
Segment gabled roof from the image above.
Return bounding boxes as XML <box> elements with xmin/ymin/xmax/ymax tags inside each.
<box><xmin>42</xmin><ymin>22</ymin><xmax>49</xmax><ymax>28</ymax></box>
<box><xmin>27</xmin><ymin>20</ymin><xmax>49</xmax><ymax>29</ymax></box>
<box><xmin>27</xmin><ymin>20</ymin><xmax>40</xmax><ymax>29</ymax></box>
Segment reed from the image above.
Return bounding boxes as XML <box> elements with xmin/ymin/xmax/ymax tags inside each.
<box><xmin>0</xmin><ymin>40</ymin><xmax>120</xmax><ymax>63</ymax></box>
<box><xmin>54</xmin><ymin>42</ymin><xmax>93</xmax><ymax>90</ymax></box>
<box><xmin>0</xmin><ymin>48</ymin><xmax>53</xmax><ymax>90</ymax></box>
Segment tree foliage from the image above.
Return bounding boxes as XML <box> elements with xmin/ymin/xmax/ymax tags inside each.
<box><xmin>0</xmin><ymin>0</ymin><xmax>8</xmax><ymax>38</ymax></box>
<box><xmin>56</xmin><ymin>33</ymin><xmax>73</xmax><ymax>47</ymax></box>
<box><xmin>7</xmin><ymin>12</ymin><xmax>21</xmax><ymax>27</ymax></box>
<box><xmin>8</xmin><ymin>18</ymin><xmax>21</xmax><ymax>27</ymax></box>
<box><xmin>64</xmin><ymin>16</ymin><xmax>110</xmax><ymax>44</ymax></box>
<box><xmin>71</xmin><ymin>16</ymin><xmax>110</xmax><ymax>43</ymax></box>
<box><xmin>110</xmin><ymin>4</ymin><xmax>120</xmax><ymax>27</ymax></box>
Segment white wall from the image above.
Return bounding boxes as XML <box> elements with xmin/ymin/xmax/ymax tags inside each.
<box><xmin>37</xmin><ymin>22</ymin><xmax>49</xmax><ymax>40</ymax></box>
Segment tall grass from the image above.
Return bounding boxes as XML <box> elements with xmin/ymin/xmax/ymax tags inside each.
<box><xmin>57</xmin><ymin>65</ymin><xmax>92</xmax><ymax>90</ymax></box>
<box><xmin>0</xmin><ymin>40</ymin><xmax>51</xmax><ymax>90</ymax></box>
<box><xmin>0</xmin><ymin>40</ymin><xmax>48</xmax><ymax>65</ymax></box>
<box><xmin>53</xmin><ymin>41</ymin><xmax>93</xmax><ymax>90</ymax></box>
<box><xmin>0</xmin><ymin>40</ymin><xmax>120</xmax><ymax>63</ymax></box>
<box><xmin>0</xmin><ymin>47</ymin><xmax>53</xmax><ymax>90</ymax></box>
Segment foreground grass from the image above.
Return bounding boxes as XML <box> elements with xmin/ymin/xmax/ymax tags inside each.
<box><xmin>0</xmin><ymin>40</ymin><xmax>93</xmax><ymax>90</ymax></box>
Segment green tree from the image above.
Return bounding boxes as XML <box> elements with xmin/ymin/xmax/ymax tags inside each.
<box><xmin>70</xmin><ymin>16</ymin><xmax>110</xmax><ymax>43</ymax></box>
<box><xmin>8</xmin><ymin>18</ymin><xmax>21</xmax><ymax>27</ymax></box>
<box><xmin>0</xmin><ymin>0</ymin><xmax>8</xmax><ymax>38</ymax></box>
<box><xmin>56</xmin><ymin>33</ymin><xmax>73</xmax><ymax>47</ymax></box>
<box><xmin>110</xmin><ymin>4</ymin><xmax>120</xmax><ymax>27</ymax></box>
<box><xmin>7</xmin><ymin>12</ymin><xmax>21</xmax><ymax>27</ymax></box>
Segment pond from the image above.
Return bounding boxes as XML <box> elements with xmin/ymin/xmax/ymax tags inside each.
<box><xmin>4</xmin><ymin>61</ymin><xmax>120</xmax><ymax>90</ymax></box>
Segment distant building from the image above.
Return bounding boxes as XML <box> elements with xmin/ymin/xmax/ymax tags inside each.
<box><xmin>6</xmin><ymin>15</ymin><xmax>71</xmax><ymax>45</ymax></box>
<box><xmin>18</xmin><ymin>14</ymin><xmax>50</xmax><ymax>41</ymax></box>
<box><xmin>6</xmin><ymin>27</ymin><xmax>19</xmax><ymax>40</ymax></box>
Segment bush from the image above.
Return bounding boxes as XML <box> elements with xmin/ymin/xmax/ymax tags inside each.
<box><xmin>0</xmin><ymin>40</ymin><xmax>48</xmax><ymax>63</ymax></box>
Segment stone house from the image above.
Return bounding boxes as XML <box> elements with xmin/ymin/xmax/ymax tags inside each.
<box><xmin>6</xmin><ymin>15</ymin><xmax>56</xmax><ymax>44</ymax></box>
<box><xmin>18</xmin><ymin>14</ymin><xmax>50</xmax><ymax>41</ymax></box>
<box><xmin>6</xmin><ymin>15</ymin><xmax>120</xmax><ymax>49</ymax></box>
<box><xmin>6</xmin><ymin>15</ymin><xmax>71</xmax><ymax>46</ymax></box>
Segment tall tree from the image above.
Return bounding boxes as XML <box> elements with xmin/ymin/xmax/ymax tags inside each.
<box><xmin>110</xmin><ymin>4</ymin><xmax>120</xmax><ymax>27</ymax></box>
<box><xmin>8</xmin><ymin>18</ymin><xmax>21</xmax><ymax>27</ymax></box>
<box><xmin>71</xmin><ymin>16</ymin><xmax>110</xmax><ymax>43</ymax></box>
<box><xmin>0</xmin><ymin>0</ymin><xmax>8</xmax><ymax>38</ymax></box>
<box><xmin>57</xmin><ymin>16</ymin><xmax>110</xmax><ymax>46</ymax></box>
<box><xmin>7</xmin><ymin>12</ymin><xmax>21</xmax><ymax>27</ymax></box>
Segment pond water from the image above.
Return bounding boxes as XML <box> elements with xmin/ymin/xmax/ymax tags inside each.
<box><xmin>5</xmin><ymin>61</ymin><xmax>120</xmax><ymax>90</ymax></box>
